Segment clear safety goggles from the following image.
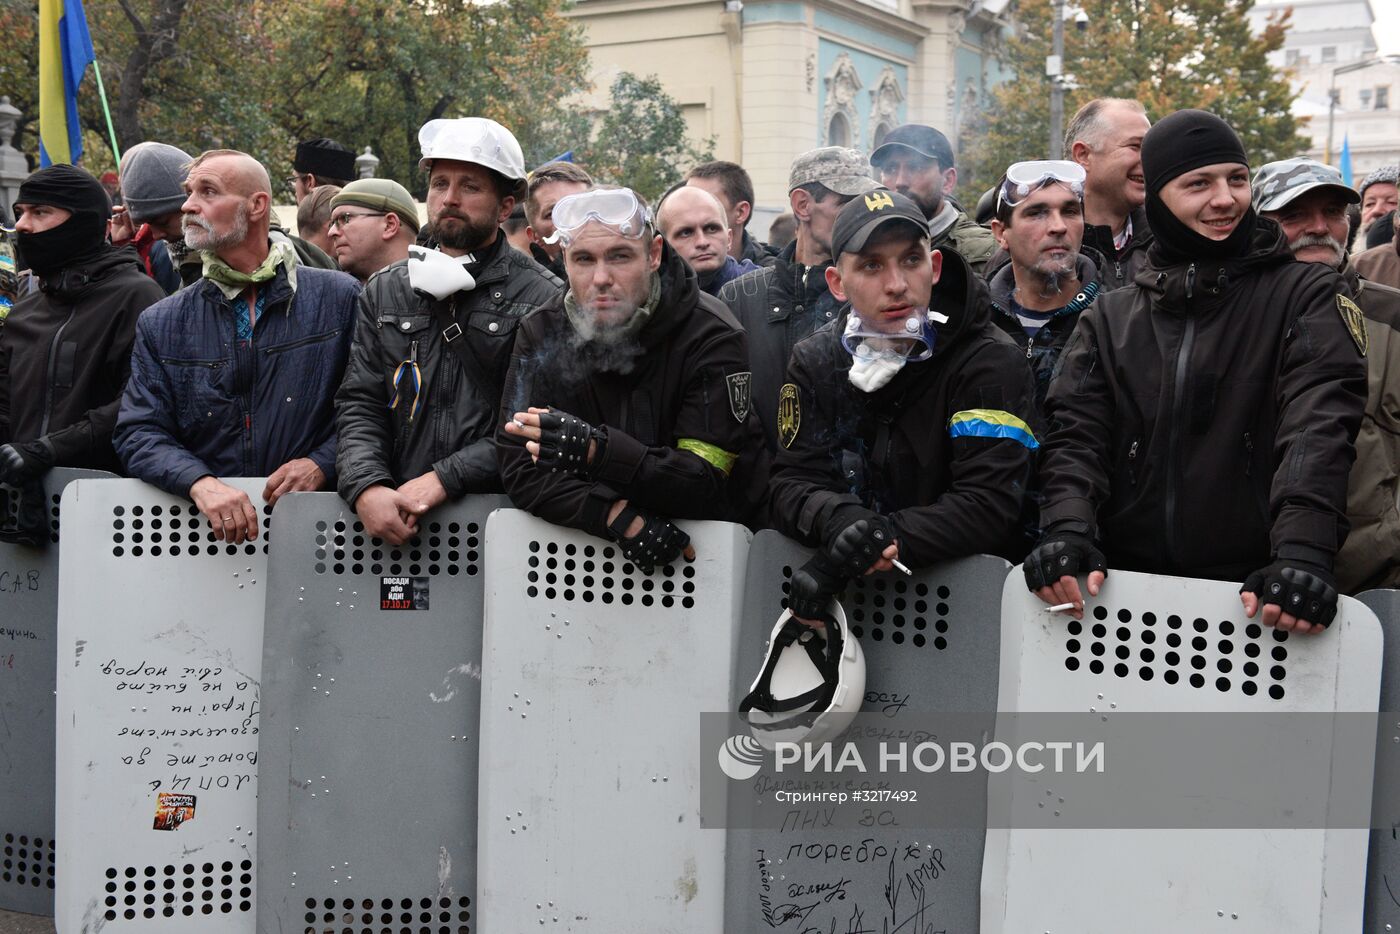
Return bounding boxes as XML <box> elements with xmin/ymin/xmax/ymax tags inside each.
<box><xmin>840</xmin><ymin>308</ymin><xmax>947</xmax><ymax>363</ymax></box>
<box><xmin>546</xmin><ymin>188</ymin><xmax>651</xmax><ymax>245</ymax></box>
<box><xmin>998</xmin><ymin>160</ymin><xmax>1087</xmax><ymax>210</ymax></box>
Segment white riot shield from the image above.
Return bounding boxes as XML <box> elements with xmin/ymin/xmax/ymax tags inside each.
<box><xmin>55</xmin><ymin>479</ymin><xmax>268</xmax><ymax>934</ymax></box>
<box><xmin>477</xmin><ymin>509</ymin><xmax>749</xmax><ymax>932</ymax></box>
<box><xmin>983</xmin><ymin>568</ymin><xmax>1382</xmax><ymax>934</ymax></box>
<box><xmin>0</xmin><ymin>468</ymin><xmax>114</xmax><ymax>916</ymax></box>
<box><xmin>257</xmin><ymin>492</ymin><xmax>508</xmax><ymax>934</ymax></box>
<box><xmin>724</xmin><ymin>531</ymin><xmax>1010</xmax><ymax>933</ymax></box>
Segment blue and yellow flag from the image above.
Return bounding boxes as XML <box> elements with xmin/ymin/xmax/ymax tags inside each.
<box><xmin>38</xmin><ymin>0</ymin><xmax>95</xmax><ymax>166</ymax></box>
<box><xmin>1339</xmin><ymin>134</ymin><xmax>1354</xmax><ymax>188</ymax></box>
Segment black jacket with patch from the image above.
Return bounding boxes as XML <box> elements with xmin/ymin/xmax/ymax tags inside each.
<box><xmin>496</xmin><ymin>242</ymin><xmax>767</xmax><ymax>537</ymax></box>
<box><xmin>1039</xmin><ymin>219</ymin><xmax>1367</xmax><ymax>580</ymax></box>
<box><xmin>767</xmin><ymin>248</ymin><xmax>1039</xmax><ymax>568</ymax></box>
<box><xmin>718</xmin><ymin>241</ymin><xmax>843</xmax><ymax>453</ymax></box>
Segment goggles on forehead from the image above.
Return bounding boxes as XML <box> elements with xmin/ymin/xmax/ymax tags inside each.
<box><xmin>840</xmin><ymin>307</ymin><xmax>949</xmax><ymax>364</ymax></box>
<box><xmin>546</xmin><ymin>188</ymin><xmax>651</xmax><ymax>245</ymax></box>
<box><xmin>997</xmin><ymin>160</ymin><xmax>1087</xmax><ymax>210</ymax></box>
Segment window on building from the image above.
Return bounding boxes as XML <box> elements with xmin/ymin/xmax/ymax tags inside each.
<box><xmin>1378</xmin><ymin>86</ymin><xmax>1390</xmax><ymax>110</ymax></box>
<box><xmin>828</xmin><ymin>112</ymin><xmax>851</xmax><ymax>148</ymax></box>
<box><xmin>1286</xmin><ymin>49</ymin><xmax>1300</xmax><ymax>66</ymax></box>
<box><xmin>1361</xmin><ymin>88</ymin><xmax>1373</xmax><ymax>108</ymax></box>
<box><xmin>1321</xmin><ymin>46</ymin><xmax>1337</xmax><ymax>63</ymax></box>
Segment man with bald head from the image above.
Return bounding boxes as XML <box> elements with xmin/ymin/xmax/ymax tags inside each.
<box><xmin>657</xmin><ymin>185</ymin><xmax>758</xmax><ymax>296</ymax></box>
<box><xmin>115</xmin><ymin>149</ymin><xmax>361</xmax><ymax>543</ymax></box>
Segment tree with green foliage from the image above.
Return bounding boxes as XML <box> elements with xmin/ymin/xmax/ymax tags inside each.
<box><xmin>964</xmin><ymin>0</ymin><xmax>1308</xmax><ymax>196</ymax></box>
<box><xmin>0</xmin><ymin>0</ymin><xmax>590</xmax><ymax>190</ymax></box>
<box><xmin>578</xmin><ymin>72</ymin><xmax>714</xmax><ymax>202</ymax></box>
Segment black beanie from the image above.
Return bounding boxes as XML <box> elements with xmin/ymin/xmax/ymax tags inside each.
<box><xmin>1141</xmin><ymin>110</ymin><xmax>1248</xmax><ymax>195</ymax></box>
<box><xmin>1142</xmin><ymin>110</ymin><xmax>1256</xmax><ymax>262</ymax></box>
<box><xmin>15</xmin><ymin>165</ymin><xmax>112</xmax><ymax>276</ymax></box>
<box><xmin>18</xmin><ymin>164</ymin><xmax>113</xmax><ymax>219</ymax></box>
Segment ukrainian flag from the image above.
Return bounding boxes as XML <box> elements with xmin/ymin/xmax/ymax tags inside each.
<box><xmin>38</xmin><ymin>0</ymin><xmax>95</xmax><ymax>166</ymax></box>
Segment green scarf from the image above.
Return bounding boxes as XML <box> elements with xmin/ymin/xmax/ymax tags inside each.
<box><xmin>201</xmin><ymin>235</ymin><xmax>298</xmax><ymax>300</ymax></box>
<box><xmin>564</xmin><ymin>271</ymin><xmax>661</xmax><ymax>343</ymax></box>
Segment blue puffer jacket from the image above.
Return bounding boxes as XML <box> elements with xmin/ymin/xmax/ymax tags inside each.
<box><xmin>114</xmin><ymin>263</ymin><xmax>361</xmax><ymax>496</ymax></box>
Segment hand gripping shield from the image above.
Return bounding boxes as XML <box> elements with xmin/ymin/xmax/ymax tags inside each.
<box><xmin>739</xmin><ymin>600</ymin><xmax>866</xmax><ymax>750</ymax></box>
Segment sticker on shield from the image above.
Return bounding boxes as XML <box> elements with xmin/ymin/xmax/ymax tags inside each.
<box><xmin>153</xmin><ymin>793</ymin><xmax>196</xmax><ymax>831</ymax></box>
<box><xmin>381</xmin><ymin>576</ymin><xmax>430</xmax><ymax>610</ymax></box>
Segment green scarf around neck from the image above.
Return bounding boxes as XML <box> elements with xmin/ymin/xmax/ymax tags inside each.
<box><xmin>202</xmin><ymin>235</ymin><xmax>298</xmax><ymax>300</ymax></box>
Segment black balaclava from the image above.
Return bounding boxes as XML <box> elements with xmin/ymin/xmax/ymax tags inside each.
<box><xmin>1141</xmin><ymin>109</ymin><xmax>1256</xmax><ymax>263</ymax></box>
<box><xmin>15</xmin><ymin>165</ymin><xmax>112</xmax><ymax>277</ymax></box>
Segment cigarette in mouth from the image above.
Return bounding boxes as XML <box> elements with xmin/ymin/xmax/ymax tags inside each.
<box><xmin>1044</xmin><ymin>602</ymin><xmax>1077</xmax><ymax>613</ymax></box>
<box><xmin>891</xmin><ymin>559</ymin><xmax>912</xmax><ymax>576</ymax></box>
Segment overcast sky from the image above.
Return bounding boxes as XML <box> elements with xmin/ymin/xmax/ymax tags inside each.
<box><xmin>1377</xmin><ymin>5</ymin><xmax>1398</xmax><ymax>56</ymax></box>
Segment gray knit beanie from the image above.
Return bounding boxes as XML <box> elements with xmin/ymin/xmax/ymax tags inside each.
<box><xmin>119</xmin><ymin>141</ymin><xmax>193</xmax><ymax>222</ymax></box>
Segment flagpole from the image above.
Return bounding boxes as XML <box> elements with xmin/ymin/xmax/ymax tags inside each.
<box><xmin>90</xmin><ymin>59</ymin><xmax>120</xmax><ymax>164</ymax></box>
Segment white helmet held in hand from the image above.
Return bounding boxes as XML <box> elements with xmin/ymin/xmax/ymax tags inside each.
<box><xmin>418</xmin><ymin>117</ymin><xmax>527</xmax><ymax>191</ymax></box>
<box><xmin>739</xmin><ymin>600</ymin><xmax>866</xmax><ymax>750</ymax></box>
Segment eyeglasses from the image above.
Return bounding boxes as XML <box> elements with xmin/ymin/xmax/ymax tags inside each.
<box><xmin>998</xmin><ymin>160</ymin><xmax>1087</xmax><ymax>210</ymax></box>
<box><xmin>327</xmin><ymin>211</ymin><xmax>387</xmax><ymax>231</ymax></box>
<box><xmin>546</xmin><ymin>188</ymin><xmax>650</xmax><ymax>245</ymax></box>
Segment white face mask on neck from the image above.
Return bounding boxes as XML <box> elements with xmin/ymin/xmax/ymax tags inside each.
<box><xmin>842</xmin><ymin>308</ymin><xmax>947</xmax><ymax>393</ymax></box>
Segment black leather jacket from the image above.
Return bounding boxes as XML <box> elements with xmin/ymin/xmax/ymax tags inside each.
<box><xmin>334</xmin><ymin>233</ymin><xmax>561</xmax><ymax>505</ymax></box>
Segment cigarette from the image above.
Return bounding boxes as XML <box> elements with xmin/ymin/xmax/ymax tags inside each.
<box><xmin>1044</xmin><ymin>602</ymin><xmax>1077</xmax><ymax>613</ymax></box>
<box><xmin>511</xmin><ymin>419</ymin><xmax>525</xmax><ymax>429</ymax></box>
<box><xmin>891</xmin><ymin>559</ymin><xmax>912</xmax><ymax>576</ymax></box>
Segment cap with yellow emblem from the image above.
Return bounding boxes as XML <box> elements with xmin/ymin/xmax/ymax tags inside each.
<box><xmin>829</xmin><ymin>188</ymin><xmax>929</xmax><ymax>260</ymax></box>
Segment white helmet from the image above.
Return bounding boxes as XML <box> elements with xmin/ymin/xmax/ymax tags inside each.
<box><xmin>418</xmin><ymin>117</ymin><xmax>527</xmax><ymax>195</ymax></box>
<box><xmin>739</xmin><ymin>600</ymin><xmax>866</xmax><ymax>750</ymax></box>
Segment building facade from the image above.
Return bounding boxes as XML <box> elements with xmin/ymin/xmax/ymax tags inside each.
<box><xmin>567</xmin><ymin>0</ymin><xmax>1011</xmax><ymax>224</ymax></box>
<box><xmin>1250</xmin><ymin>0</ymin><xmax>1400</xmax><ymax>179</ymax></box>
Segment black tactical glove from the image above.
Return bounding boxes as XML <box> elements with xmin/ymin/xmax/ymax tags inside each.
<box><xmin>535</xmin><ymin>409</ymin><xmax>605</xmax><ymax>476</ymax></box>
<box><xmin>0</xmin><ymin>440</ymin><xmax>54</xmax><ymax>485</ymax></box>
<box><xmin>1240</xmin><ymin>560</ymin><xmax>1339</xmax><ymax>630</ymax></box>
<box><xmin>1023</xmin><ymin>531</ymin><xmax>1109</xmax><ymax>591</ymax></box>
<box><xmin>787</xmin><ymin>553</ymin><xmax>847</xmax><ymax>621</ymax></box>
<box><xmin>607</xmin><ymin>503</ymin><xmax>689</xmax><ymax>574</ymax></box>
<box><xmin>825</xmin><ymin>515</ymin><xmax>897</xmax><ymax>576</ymax></box>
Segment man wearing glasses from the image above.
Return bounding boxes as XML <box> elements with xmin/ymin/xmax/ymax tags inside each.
<box><xmin>326</xmin><ymin>179</ymin><xmax>421</xmax><ymax>283</ymax></box>
<box><xmin>498</xmin><ymin>186</ymin><xmax>766</xmax><ymax>572</ymax></box>
<box><xmin>335</xmin><ymin>118</ymin><xmax>561</xmax><ymax>545</ymax></box>
<box><xmin>288</xmin><ymin>138</ymin><xmax>355</xmax><ymax>206</ymax></box>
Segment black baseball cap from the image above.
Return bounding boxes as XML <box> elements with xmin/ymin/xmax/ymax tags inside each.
<box><xmin>870</xmin><ymin>124</ymin><xmax>955</xmax><ymax>171</ymax></box>
<box><xmin>830</xmin><ymin>189</ymin><xmax>929</xmax><ymax>259</ymax></box>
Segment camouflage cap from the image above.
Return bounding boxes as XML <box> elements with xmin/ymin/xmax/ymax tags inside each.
<box><xmin>1252</xmin><ymin>158</ymin><xmax>1360</xmax><ymax>213</ymax></box>
<box><xmin>788</xmin><ymin>147</ymin><xmax>881</xmax><ymax>196</ymax></box>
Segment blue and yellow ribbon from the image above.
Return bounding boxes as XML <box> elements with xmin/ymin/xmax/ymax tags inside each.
<box><xmin>389</xmin><ymin>356</ymin><xmax>423</xmax><ymax>422</ymax></box>
<box><xmin>947</xmin><ymin>409</ymin><xmax>1039</xmax><ymax>449</ymax></box>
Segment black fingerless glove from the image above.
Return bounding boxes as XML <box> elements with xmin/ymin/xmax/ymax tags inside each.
<box><xmin>826</xmin><ymin>516</ymin><xmax>896</xmax><ymax>576</ymax></box>
<box><xmin>607</xmin><ymin>503</ymin><xmax>689</xmax><ymax>574</ymax></box>
<box><xmin>536</xmin><ymin>409</ymin><xmax>605</xmax><ymax>476</ymax></box>
<box><xmin>1240</xmin><ymin>559</ymin><xmax>1339</xmax><ymax>630</ymax></box>
<box><xmin>1023</xmin><ymin>531</ymin><xmax>1108</xmax><ymax>591</ymax></box>
<box><xmin>787</xmin><ymin>553</ymin><xmax>847</xmax><ymax>621</ymax></box>
<box><xmin>0</xmin><ymin>439</ymin><xmax>54</xmax><ymax>485</ymax></box>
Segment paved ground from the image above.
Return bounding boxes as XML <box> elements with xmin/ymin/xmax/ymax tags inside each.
<box><xmin>0</xmin><ymin>910</ymin><xmax>53</xmax><ymax>933</ymax></box>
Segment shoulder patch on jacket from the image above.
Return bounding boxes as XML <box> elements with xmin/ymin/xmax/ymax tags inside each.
<box><xmin>778</xmin><ymin>383</ymin><xmax>801</xmax><ymax>448</ymax></box>
<box><xmin>726</xmin><ymin>371</ymin><xmax>752</xmax><ymax>422</ymax></box>
<box><xmin>1338</xmin><ymin>294</ymin><xmax>1368</xmax><ymax>357</ymax></box>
